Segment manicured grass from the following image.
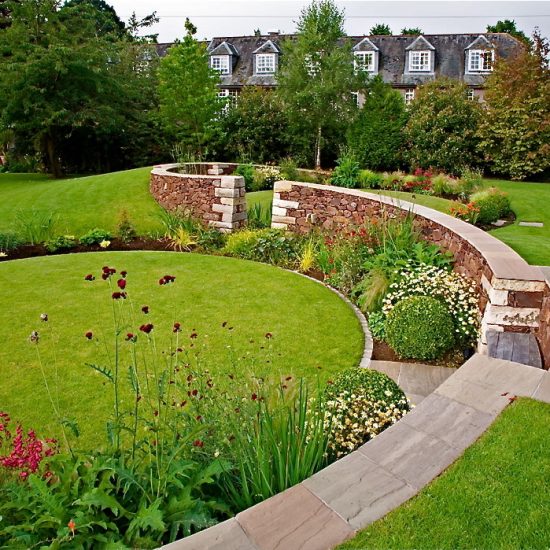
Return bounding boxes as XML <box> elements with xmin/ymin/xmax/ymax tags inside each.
<box><xmin>0</xmin><ymin>251</ymin><xmax>363</xmax><ymax>448</ymax></box>
<box><xmin>339</xmin><ymin>398</ymin><xmax>550</xmax><ymax>550</ymax></box>
<box><xmin>366</xmin><ymin>189</ymin><xmax>454</xmax><ymax>214</ymax></box>
<box><xmin>247</xmin><ymin>190</ymin><xmax>274</xmax><ymax>211</ymax></box>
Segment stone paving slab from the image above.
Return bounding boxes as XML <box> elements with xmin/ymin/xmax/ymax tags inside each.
<box><xmin>533</xmin><ymin>371</ymin><xmax>550</xmax><ymax>404</ymax></box>
<box><xmin>369</xmin><ymin>360</ymin><xmax>400</xmax><ymax>384</ymax></box>
<box><xmin>303</xmin><ymin>451</ymin><xmax>416</xmax><ymax>530</ymax></box>
<box><xmin>358</xmin><ymin>421</ymin><xmax>463</xmax><ymax>491</ymax></box>
<box><xmin>397</xmin><ymin>363</ymin><xmax>456</xmax><ymax>397</ymax></box>
<box><xmin>161</xmin><ymin>518</ymin><xmax>257</xmax><ymax>550</ymax></box>
<box><xmin>237</xmin><ymin>484</ymin><xmax>355</xmax><ymax>550</ymax></box>
<box><xmin>518</xmin><ymin>221</ymin><xmax>544</xmax><ymax>227</ymax></box>
<box><xmin>401</xmin><ymin>393</ymin><xmax>494</xmax><ymax>450</ymax></box>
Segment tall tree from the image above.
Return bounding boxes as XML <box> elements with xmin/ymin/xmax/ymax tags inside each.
<box><xmin>486</xmin><ymin>20</ymin><xmax>530</xmax><ymax>45</ymax></box>
<box><xmin>157</xmin><ymin>18</ymin><xmax>221</xmax><ymax>158</ymax></box>
<box><xmin>477</xmin><ymin>31</ymin><xmax>550</xmax><ymax>180</ymax></box>
<box><xmin>403</xmin><ymin>78</ymin><xmax>482</xmax><ymax>174</ymax></box>
<box><xmin>277</xmin><ymin>0</ymin><xmax>364</xmax><ymax>169</ymax></box>
<box><xmin>369</xmin><ymin>23</ymin><xmax>391</xmax><ymax>35</ymax></box>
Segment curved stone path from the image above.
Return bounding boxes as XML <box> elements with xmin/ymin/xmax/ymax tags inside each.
<box><xmin>163</xmin><ymin>355</ymin><xmax>550</xmax><ymax>550</ymax></box>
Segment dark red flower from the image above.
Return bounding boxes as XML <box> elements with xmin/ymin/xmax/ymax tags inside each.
<box><xmin>84</xmin><ymin>274</ymin><xmax>95</xmax><ymax>281</ymax></box>
<box><xmin>159</xmin><ymin>274</ymin><xmax>176</xmax><ymax>285</ymax></box>
<box><xmin>85</xmin><ymin>331</ymin><xmax>93</xmax><ymax>340</ymax></box>
<box><xmin>141</xmin><ymin>305</ymin><xmax>149</xmax><ymax>314</ymax></box>
<box><xmin>173</xmin><ymin>322</ymin><xmax>181</xmax><ymax>333</ymax></box>
<box><xmin>125</xmin><ymin>333</ymin><xmax>135</xmax><ymax>342</ymax></box>
<box><xmin>139</xmin><ymin>323</ymin><xmax>153</xmax><ymax>334</ymax></box>
<box><xmin>196</xmin><ymin>415</ymin><xmax>202</xmax><ymax>421</ymax></box>
<box><xmin>192</xmin><ymin>439</ymin><xmax>204</xmax><ymax>448</ymax></box>
<box><xmin>191</xmin><ymin>389</ymin><xmax>198</xmax><ymax>396</ymax></box>
<box><xmin>251</xmin><ymin>393</ymin><xmax>258</xmax><ymax>401</ymax></box>
<box><xmin>117</xmin><ymin>279</ymin><xmax>126</xmax><ymax>290</ymax></box>
<box><xmin>265</xmin><ymin>332</ymin><xmax>273</xmax><ymax>339</ymax></box>
<box><xmin>190</xmin><ymin>332</ymin><xmax>198</xmax><ymax>339</ymax></box>
<box><xmin>112</xmin><ymin>291</ymin><xmax>127</xmax><ymax>300</ymax></box>
<box><xmin>120</xmin><ymin>271</ymin><xmax>127</xmax><ymax>278</ymax></box>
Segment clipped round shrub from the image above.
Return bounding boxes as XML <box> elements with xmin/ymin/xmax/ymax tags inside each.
<box><xmin>469</xmin><ymin>187</ymin><xmax>511</xmax><ymax>224</ymax></box>
<box><xmin>324</xmin><ymin>368</ymin><xmax>409</xmax><ymax>458</ymax></box>
<box><xmin>385</xmin><ymin>296</ymin><xmax>455</xmax><ymax>360</ymax></box>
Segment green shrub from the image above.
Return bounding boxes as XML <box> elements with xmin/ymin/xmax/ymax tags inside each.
<box><xmin>196</xmin><ymin>227</ymin><xmax>226</xmax><ymax>251</ymax></box>
<box><xmin>251</xmin><ymin>166</ymin><xmax>281</xmax><ymax>192</ymax></box>
<box><xmin>44</xmin><ymin>235</ymin><xmax>76</xmax><ymax>253</ymax></box>
<box><xmin>0</xmin><ymin>232</ymin><xmax>22</xmax><ymax>252</ymax></box>
<box><xmin>331</xmin><ymin>151</ymin><xmax>360</xmax><ymax>189</ymax></box>
<box><xmin>381</xmin><ymin>171</ymin><xmax>405</xmax><ymax>190</ymax></box>
<box><xmin>279</xmin><ymin>157</ymin><xmax>299</xmax><ymax>181</ymax></box>
<box><xmin>367</xmin><ymin>311</ymin><xmax>386</xmax><ymax>340</ymax></box>
<box><xmin>116</xmin><ymin>209</ymin><xmax>137</xmax><ymax>243</ymax></box>
<box><xmin>79</xmin><ymin>228</ymin><xmax>112</xmax><ymax>246</ymax></box>
<box><xmin>324</xmin><ymin>368</ymin><xmax>409</xmax><ymax>458</ymax></box>
<box><xmin>431</xmin><ymin>173</ymin><xmax>458</xmax><ymax>196</ymax></box>
<box><xmin>358</xmin><ymin>169</ymin><xmax>383</xmax><ymax>189</ymax></box>
<box><xmin>234</xmin><ymin>164</ymin><xmax>255</xmax><ymax>192</ymax></box>
<box><xmin>470</xmin><ymin>187</ymin><xmax>511</xmax><ymax>224</ymax></box>
<box><xmin>14</xmin><ymin>209</ymin><xmax>58</xmax><ymax>245</ymax></box>
<box><xmin>458</xmin><ymin>168</ymin><xmax>483</xmax><ymax>197</ymax></box>
<box><xmin>247</xmin><ymin>202</ymin><xmax>272</xmax><ymax>229</ymax></box>
<box><xmin>385</xmin><ymin>296</ymin><xmax>455</xmax><ymax>360</ymax></box>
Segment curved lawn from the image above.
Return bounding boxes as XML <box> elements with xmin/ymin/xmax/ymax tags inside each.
<box><xmin>0</xmin><ymin>251</ymin><xmax>363</xmax><ymax>447</ymax></box>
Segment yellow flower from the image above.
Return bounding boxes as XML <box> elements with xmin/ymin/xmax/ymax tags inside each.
<box><xmin>99</xmin><ymin>240</ymin><xmax>111</xmax><ymax>248</ymax></box>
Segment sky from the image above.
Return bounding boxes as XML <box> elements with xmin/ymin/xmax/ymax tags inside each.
<box><xmin>106</xmin><ymin>0</ymin><xmax>550</xmax><ymax>43</ymax></box>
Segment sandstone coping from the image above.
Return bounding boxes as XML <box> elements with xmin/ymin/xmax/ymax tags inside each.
<box><xmin>271</xmin><ymin>180</ymin><xmax>550</xmax><ymax>368</ymax></box>
<box><xmin>162</xmin><ymin>354</ymin><xmax>550</xmax><ymax>550</ymax></box>
<box><xmin>150</xmin><ymin>163</ymin><xmax>246</xmax><ymax>232</ymax></box>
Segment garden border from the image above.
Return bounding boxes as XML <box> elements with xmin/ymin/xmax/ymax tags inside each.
<box><xmin>271</xmin><ymin>180</ymin><xmax>550</xmax><ymax>368</ymax></box>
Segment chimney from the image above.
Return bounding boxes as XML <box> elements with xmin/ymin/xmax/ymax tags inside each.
<box><xmin>268</xmin><ymin>30</ymin><xmax>280</xmax><ymax>36</ymax></box>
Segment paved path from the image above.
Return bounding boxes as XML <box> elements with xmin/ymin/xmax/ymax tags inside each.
<box><xmin>163</xmin><ymin>355</ymin><xmax>550</xmax><ymax>550</ymax></box>
<box><xmin>539</xmin><ymin>266</ymin><xmax>550</xmax><ymax>284</ymax></box>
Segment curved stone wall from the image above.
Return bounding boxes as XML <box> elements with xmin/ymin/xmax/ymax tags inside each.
<box><xmin>150</xmin><ymin>163</ymin><xmax>247</xmax><ymax>231</ymax></box>
<box><xmin>272</xmin><ymin>180</ymin><xmax>550</xmax><ymax>368</ymax></box>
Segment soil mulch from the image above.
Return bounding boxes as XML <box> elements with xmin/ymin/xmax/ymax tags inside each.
<box><xmin>372</xmin><ymin>339</ymin><xmax>468</xmax><ymax>368</ymax></box>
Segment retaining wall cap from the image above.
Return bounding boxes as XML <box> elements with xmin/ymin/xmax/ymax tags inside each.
<box><xmin>281</xmin><ymin>181</ymin><xmax>546</xmax><ymax>283</ymax></box>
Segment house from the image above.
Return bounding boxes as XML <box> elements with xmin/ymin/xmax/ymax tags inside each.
<box><xmin>157</xmin><ymin>32</ymin><xmax>524</xmax><ymax>104</ymax></box>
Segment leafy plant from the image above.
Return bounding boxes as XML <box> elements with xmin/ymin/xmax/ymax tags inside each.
<box><xmin>299</xmin><ymin>238</ymin><xmax>317</xmax><ymax>273</ymax></box>
<box><xmin>79</xmin><ymin>228</ymin><xmax>112</xmax><ymax>246</ymax></box>
<box><xmin>367</xmin><ymin>311</ymin><xmax>386</xmax><ymax>340</ymax></box>
<box><xmin>247</xmin><ymin>202</ymin><xmax>273</xmax><ymax>229</ymax></box>
<box><xmin>14</xmin><ymin>209</ymin><xmax>58</xmax><ymax>245</ymax></box>
<box><xmin>116</xmin><ymin>209</ymin><xmax>137</xmax><ymax>243</ymax></box>
<box><xmin>385</xmin><ymin>295</ymin><xmax>456</xmax><ymax>360</ymax></box>
<box><xmin>234</xmin><ymin>164</ymin><xmax>255</xmax><ymax>192</ymax></box>
<box><xmin>279</xmin><ymin>157</ymin><xmax>299</xmax><ymax>181</ymax></box>
<box><xmin>330</xmin><ymin>150</ymin><xmax>360</xmax><ymax>188</ymax></box>
<box><xmin>196</xmin><ymin>227</ymin><xmax>226</xmax><ymax>251</ymax></box>
<box><xmin>0</xmin><ymin>232</ymin><xmax>22</xmax><ymax>252</ymax></box>
<box><xmin>358</xmin><ymin>169</ymin><xmax>383</xmax><ymax>189</ymax></box>
<box><xmin>470</xmin><ymin>187</ymin><xmax>511</xmax><ymax>224</ymax></box>
<box><xmin>45</xmin><ymin>235</ymin><xmax>76</xmax><ymax>253</ymax></box>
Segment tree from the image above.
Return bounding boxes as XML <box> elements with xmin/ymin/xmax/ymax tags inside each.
<box><xmin>403</xmin><ymin>79</ymin><xmax>482</xmax><ymax>174</ymax></box>
<box><xmin>62</xmin><ymin>0</ymin><xmax>126</xmax><ymax>36</ymax></box>
<box><xmin>157</xmin><ymin>18</ymin><xmax>221</xmax><ymax>158</ymax></box>
<box><xmin>487</xmin><ymin>20</ymin><xmax>530</xmax><ymax>45</ymax></box>
<box><xmin>400</xmin><ymin>27</ymin><xmax>422</xmax><ymax>35</ymax></box>
<box><xmin>370</xmin><ymin>23</ymin><xmax>391</xmax><ymax>35</ymax></box>
<box><xmin>347</xmin><ymin>76</ymin><xmax>408</xmax><ymax>170</ymax></box>
<box><xmin>477</xmin><ymin>31</ymin><xmax>550</xmax><ymax>180</ymax></box>
<box><xmin>277</xmin><ymin>0</ymin><xmax>364</xmax><ymax>169</ymax></box>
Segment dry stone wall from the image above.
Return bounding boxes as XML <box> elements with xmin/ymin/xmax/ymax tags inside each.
<box><xmin>272</xmin><ymin>180</ymin><xmax>550</xmax><ymax>368</ymax></box>
<box><xmin>150</xmin><ymin>163</ymin><xmax>246</xmax><ymax>231</ymax></box>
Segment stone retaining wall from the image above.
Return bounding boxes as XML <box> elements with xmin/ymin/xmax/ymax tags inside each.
<box><xmin>150</xmin><ymin>163</ymin><xmax>246</xmax><ymax>231</ymax></box>
<box><xmin>272</xmin><ymin>180</ymin><xmax>550</xmax><ymax>368</ymax></box>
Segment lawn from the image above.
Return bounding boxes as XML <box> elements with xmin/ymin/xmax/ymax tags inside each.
<box><xmin>339</xmin><ymin>398</ymin><xmax>550</xmax><ymax>550</ymax></box>
<box><xmin>0</xmin><ymin>170</ymin><xmax>270</xmax><ymax>238</ymax></box>
<box><xmin>0</xmin><ymin>251</ymin><xmax>363</xmax><ymax>448</ymax></box>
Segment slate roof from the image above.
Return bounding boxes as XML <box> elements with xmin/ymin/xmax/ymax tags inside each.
<box><xmin>155</xmin><ymin>33</ymin><xmax>523</xmax><ymax>89</ymax></box>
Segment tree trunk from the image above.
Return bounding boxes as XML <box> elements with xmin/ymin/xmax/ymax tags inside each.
<box><xmin>314</xmin><ymin>125</ymin><xmax>322</xmax><ymax>170</ymax></box>
<box><xmin>44</xmin><ymin>134</ymin><xmax>62</xmax><ymax>178</ymax></box>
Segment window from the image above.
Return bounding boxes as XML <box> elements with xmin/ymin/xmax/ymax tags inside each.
<box><xmin>256</xmin><ymin>53</ymin><xmax>276</xmax><ymax>74</ymax></box>
<box><xmin>468</xmin><ymin>49</ymin><xmax>494</xmax><ymax>72</ymax></box>
<box><xmin>409</xmin><ymin>51</ymin><xmax>431</xmax><ymax>72</ymax></box>
<box><xmin>354</xmin><ymin>52</ymin><xmax>374</xmax><ymax>72</ymax></box>
<box><xmin>466</xmin><ymin>88</ymin><xmax>475</xmax><ymax>101</ymax></box>
<box><xmin>404</xmin><ymin>88</ymin><xmax>415</xmax><ymax>105</ymax></box>
<box><xmin>211</xmin><ymin>55</ymin><xmax>230</xmax><ymax>74</ymax></box>
<box><xmin>351</xmin><ymin>92</ymin><xmax>359</xmax><ymax>106</ymax></box>
<box><xmin>218</xmin><ymin>89</ymin><xmax>238</xmax><ymax>112</ymax></box>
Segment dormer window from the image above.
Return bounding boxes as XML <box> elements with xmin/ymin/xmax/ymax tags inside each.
<box><xmin>409</xmin><ymin>51</ymin><xmax>431</xmax><ymax>72</ymax></box>
<box><xmin>256</xmin><ymin>53</ymin><xmax>276</xmax><ymax>74</ymax></box>
<box><xmin>210</xmin><ymin>55</ymin><xmax>230</xmax><ymax>74</ymax></box>
<box><xmin>354</xmin><ymin>52</ymin><xmax>375</xmax><ymax>72</ymax></box>
<box><xmin>468</xmin><ymin>49</ymin><xmax>494</xmax><ymax>72</ymax></box>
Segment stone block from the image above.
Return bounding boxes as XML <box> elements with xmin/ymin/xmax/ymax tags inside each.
<box><xmin>481</xmin><ymin>274</ymin><xmax>509</xmax><ymax>306</ymax></box>
<box><xmin>303</xmin><ymin>452</ymin><xmax>416</xmax><ymax>530</ymax></box>
<box><xmin>491</xmin><ymin>277</ymin><xmax>546</xmax><ymax>292</ymax></box>
<box><xmin>273</xmin><ymin>180</ymin><xmax>294</xmax><ymax>192</ymax></box>
<box><xmin>272</xmin><ymin>215</ymin><xmax>296</xmax><ymax>224</ymax></box>
<box><xmin>222</xmin><ymin>211</ymin><xmax>247</xmax><ymax>223</ymax></box>
<box><xmin>212</xmin><ymin>203</ymin><xmax>235</xmax><ymax>214</ymax></box>
<box><xmin>271</xmin><ymin>222</ymin><xmax>288</xmax><ymax>229</ymax></box>
<box><xmin>207</xmin><ymin>168</ymin><xmax>223</xmax><ymax>176</ymax></box>
<box><xmin>220</xmin><ymin>197</ymin><xmax>245</xmax><ymax>207</ymax></box>
<box><xmin>215</xmin><ymin>188</ymin><xmax>240</xmax><ymax>199</ymax></box>
<box><xmin>221</xmin><ymin>176</ymin><xmax>244</xmax><ymax>189</ymax></box>
<box><xmin>480</xmin><ymin>322</ymin><xmax>504</xmax><ymax>345</ymax></box>
<box><xmin>209</xmin><ymin>220</ymin><xmax>234</xmax><ymax>230</ymax></box>
<box><xmin>483</xmin><ymin>304</ymin><xmax>540</xmax><ymax>328</ymax></box>
<box><xmin>273</xmin><ymin>198</ymin><xmax>300</xmax><ymax>209</ymax></box>
<box><xmin>272</xmin><ymin>206</ymin><xmax>288</xmax><ymax>217</ymax></box>
<box><xmin>237</xmin><ymin>484</ymin><xmax>354</xmax><ymax>550</ymax></box>
<box><xmin>161</xmin><ymin>518</ymin><xmax>255</xmax><ymax>550</ymax></box>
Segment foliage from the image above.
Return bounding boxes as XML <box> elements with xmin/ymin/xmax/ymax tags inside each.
<box><xmin>331</xmin><ymin>150</ymin><xmax>361</xmax><ymax>188</ymax></box>
<box><xmin>358</xmin><ymin>169</ymin><xmax>383</xmax><ymax>189</ymax></box>
<box><xmin>234</xmin><ymin>164</ymin><xmax>255</xmax><ymax>191</ymax></box>
<box><xmin>79</xmin><ymin>228</ymin><xmax>112</xmax><ymax>246</ymax></box>
<box><xmin>470</xmin><ymin>187</ymin><xmax>511</xmax><ymax>224</ymax></box>
<box><xmin>45</xmin><ymin>235</ymin><xmax>77</xmax><ymax>253</ymax></box>
<box><xmin>477</xmin><ymin>31</ymin><xmax>550</xmax><ymax>180</ymax></box>
<box><xmin>383</xmin><ymin>263</ymin><xmax>480</xmax><ymax>347</ymax></box>
<box><xmin>367</xmin><ymin>311</ymin><xmax>386</xmax><ymax>340</ymax></box>
<box><xmin>324</xmin><ymin>368</ymin><xmax>409</xmax><ymax>458</ymax></box>
<box><xmin>196</xmin><ymin>227</ymin><xmax>227</xmax><ymax>251</ymax></box>
<box><xmin>279</xmin><ymin>157</ymin><xmax>299</xmax><ymax>181</ymax></box>
<box><xmin>252</xmin><ymin>165</ymin><xmax>282</xmax><ymax>192</ymax></box>
<box><xmin>14</xmin><ymin>209</ymin><xmax>57</xmax><ymax>245</ymax></box>
<box><xmin>157</xmin><ymin>20</ymin><xmax>221</xmax><ymax>158</ymax></box>
<box><xmin>370</xmin><ymin>23</ymin><xmax>392</xmax><ymax>35</ymax></box>
<box><xmin>400</xmin><ymin>27</ymin><xmax>422</xmax><ymax>35</ymax></box>
<box><xmin>347</xmin><ymin>77</ymin><xmax>408</xmax><ymax>171</ymax></box>
<box><xmin>247</xmin><ymin>202</ymin><xmax>273</xmax><ymax>229</ymax></box>
<box><xmin>277</xmin><ymin>0</ymin><xmax>364</xmax><ymax>168</ymax></box>
<box><xmin>486</xmin><ymin>19</ymin><xmax>530</xmax><ymax>45</ymax></box>
<box><xmin>385</xmin><ymin>296</ymin><xmax>456</xmax><ymax>360</ymax></box>
<box><xmin>0</xmin><ymin>0</ymin><xmax>162</xmax><ymax>177</ymax></box>
<box><xmin>403</xmin><ymin>78</ymin><xmax>482</xmax><ymax>175</ymax></box>
<box><xmin>217</xmin><ymin>87</ymin><xmax>291</xmax><ymax>163</ymax></box>
<box><xmin>449</xmin><ymin>201</ymin><xmax>480</xmax><ymax>224</ymax></box>
<box><xmin>299</xmin><ymin>238</ymin><xmax>317</xmax><ymax>273</ymax></box>
<box><xmin>0</xmin><ymin>231</ymin><xmax>21</xmax><ymax>252</ymax></box>
<box><xmin>116</xmin><ymin>209</ymin><xmax>137</xmax><ymax>243</ymax></box>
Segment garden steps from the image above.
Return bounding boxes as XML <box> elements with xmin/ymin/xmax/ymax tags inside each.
<box><xmin>486</xmin><ymin>330</ymin><xmax>543</xmax><ymax>369</ymax></box>
<box><xmin>162</xmin><ymin>355</ymin><xmax>549</xmax><ymax>550</ymax></box>
<box><xmin>368</xmin><ymin>360</ymin><xmax>457</xmax><ymax>406</ymax></box>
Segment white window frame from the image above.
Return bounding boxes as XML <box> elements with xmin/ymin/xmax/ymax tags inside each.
<box><xmin>466</xmin><ymin>88</ymin><xmax>475</xmax><ymax>101</ymax></box>
<box><xmin>404</xmin><ymin>88</ymin><xmax>415</xmax><ymax>105</ymax></box>
<box><xmin>256</xmin><ymin>53</ymin><xmax>276</xmax><ymax>74</ymax></box>
<box><xmin>354</xmin><ymin>52</ymin><xmax>375</xmax><ymax>72</ymax></box>
<box><xmin>210</xmin><ymin>55</ymin><xmax>230</xmax><ymax>74</ymax></box>
<box><xmin>409</xmin><ymin>51</ymin><xmax>431</xmax><ymax>72</ymax></box>
<box><xmin>217</xmin><ymin>89</ymin><xmax>238</xmax><ymax>112</ymax></box>
<box><xmin>468</xmin><ymin>49</ymin><xmax>494</xmax><ymax>72</ymax></box>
